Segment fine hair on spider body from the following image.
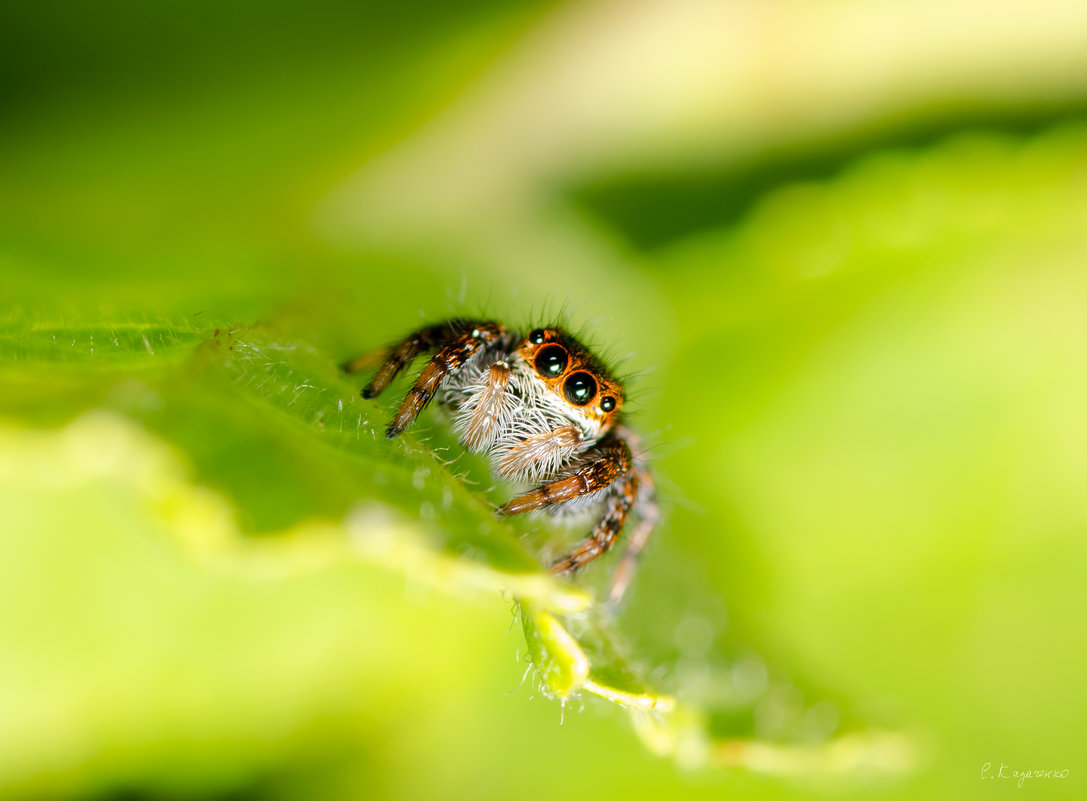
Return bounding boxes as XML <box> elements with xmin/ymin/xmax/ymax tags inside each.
<box><xmin>344</xmin><ymin>318</ymin><xmax>658</xmax><ymax>604</ymax></box>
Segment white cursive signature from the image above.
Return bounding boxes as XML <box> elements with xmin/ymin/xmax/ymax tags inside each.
<box><xmin>980</xmin><ymin>762</ymin><xmax>1070</xmax><ymax>788</ymax></box>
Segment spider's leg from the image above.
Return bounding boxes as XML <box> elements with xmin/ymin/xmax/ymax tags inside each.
<box><xmin>344</xmin><ymin>322</ymin><xmax>450</xmax><ymax>397</ymax></box>
<box><xmin>550</xmin><ymin>471</ymin><xmax>640</xmax><ymax>575</ymax></box>
<box><xmin>386</xmin><ymin>322</ymin><xmax>505</xmax><ymax>438</ymax></box>
<box><xmin>498</xmin><ymin>434</ymin><xmax>632</xmax><ymax>515</ymax></box>
<box><xmin>606</xmin><ymin>470</ymin><xmax>658</xmax><ymax>604</ymax></box>
<box><xmin>497</xmin><ymin>425</ymin><xmax>582</xmax><ymax>480</ymax></box>
<box><xmin>343</xmin><ymin>319</ymin><xmax>495</xmax><ymax>400</ymax></box>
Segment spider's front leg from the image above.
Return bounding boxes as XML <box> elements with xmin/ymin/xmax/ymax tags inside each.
<box><xmin>343</xmin><ymin>321</ymin><xmax>455</xmax><ymax>397</ymax></box>
<box><xmin>604</xmin><ymin>470</ymin><xmax>657</xmax><ymax>604</ymax></box>
<box><xmin>345</xmin><ymin>319</ymin><xmax>506</xmax><ymax>438</ymax></box>
<box><xmin>548</xmin><ymin>469</ymin><xmax>641</xmax><ymax>575</ymax></box>
<box><xmin>498</xmin><ymin>432</ymin><xmax>651</xmax><ymax>588</ymax></box>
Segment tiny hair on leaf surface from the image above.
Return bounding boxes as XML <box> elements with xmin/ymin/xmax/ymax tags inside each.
<box><xmin>0</xmin><ymin>307</ymin><xmax>915</xmax><ymax>781</ymax></box>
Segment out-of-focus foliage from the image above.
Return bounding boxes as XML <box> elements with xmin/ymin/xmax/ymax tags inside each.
<box><xmin>2</xmin><ymin>1</ymin><xmax>1087</xmax><ymax>799</ymax></box>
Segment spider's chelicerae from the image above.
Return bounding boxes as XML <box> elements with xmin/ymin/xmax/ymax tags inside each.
<box><xmin>344</xmin><ymin>318</ymin><xmax>657</xmax><ymax>603</ymax></box>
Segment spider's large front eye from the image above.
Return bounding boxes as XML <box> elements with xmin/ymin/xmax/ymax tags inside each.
<box><xmin>563</xmin><ymin>371</ymin><xmax>597</xmax><ymax>406</ymax></box>
<box><xmin>534</xmin><ymin>344</ymin><xmax>568</xmax><ymax>376</ymax></box>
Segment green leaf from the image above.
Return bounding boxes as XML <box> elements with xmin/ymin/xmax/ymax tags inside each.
<box><xmin>7</xmin><ymin>12</ymin><xmax>1087</xmax><ymax>788</ymax></box>
<box><xmin>0</xmin><ymin>304</ymin><xmax>916</xmax><ymax>784</ymax></box>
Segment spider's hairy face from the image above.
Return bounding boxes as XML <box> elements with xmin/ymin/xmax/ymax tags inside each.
<box><xmin>347</xmin><ymin>316</ymin><xmax>657</xmax><ymax>599</ymax></box>
<box><xmin>518</xmin><ymin>327</ymin><xmax>623</xmax><ymax>434</ymax></box>
<box><xmin>438</xmin><ymin>325</ymin><xmax>624</xmax><ymax>485</ymax></box>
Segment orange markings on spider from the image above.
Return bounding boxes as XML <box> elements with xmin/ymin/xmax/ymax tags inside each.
<box><xmin>344</xmin><ymin>319</ymin><xmax>657</xmax><ymax>604</ymax></box>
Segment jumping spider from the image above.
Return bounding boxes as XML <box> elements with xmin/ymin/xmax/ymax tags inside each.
<box><xmin>344</xmin><ymin>319</ymin><xmax>657</xmax><ymax>603</ymax></box>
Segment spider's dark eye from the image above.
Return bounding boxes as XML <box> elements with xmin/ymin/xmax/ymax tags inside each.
<box><xmin>534</xmin><ymin>344</ymin><xmax>568</xmax><ymax>376</ymax></box>
<box><xmin>600</xmin><ymin>395</ymin><xmax>616</xmax><ymax>412</ymax></box>
<box><xmin>528</xmin><ymin>329</ymin><xmax>546</xmax><ymax>345</ymax></box>
<box><xmin>563</xmin><ymin>372</ymin><xmax>597</xmax><ymax>406</ymax></box>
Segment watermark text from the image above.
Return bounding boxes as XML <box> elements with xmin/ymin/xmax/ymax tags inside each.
<box><xmin>981</xmin><ymin>761</ymin><xmax>1069</xmax><ymax>788</ymax></box>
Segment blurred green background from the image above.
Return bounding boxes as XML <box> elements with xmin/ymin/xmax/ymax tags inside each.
<box><xmin>2</xmin><ymin>0</ymin><xmax>1087</xmax><ymax>798</ymax></box>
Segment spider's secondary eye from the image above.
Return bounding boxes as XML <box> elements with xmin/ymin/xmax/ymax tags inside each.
<box><xmin>534</xmin><ymin>344</ymin><xmax>568</xmax><ymax>376</ymax></box>
<box><xmin>563</xmin><ymin>372</ymin><xmax>597</xmax><ymax>406</ymax></box>
<box><xmin>600</xmin><ymin>395</ymin><xmax>616</xmax><ymax>412</ymax></box>
<box><xmin>528</xmin><ymin>329</ymin><xmax>546</xmax><ymax>345</ymax></box>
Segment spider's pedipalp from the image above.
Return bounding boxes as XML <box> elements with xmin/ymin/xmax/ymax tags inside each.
<box><xmin>460</xmin><ymin>361</ymin><xmax>511</xmax><ymax>452</ymax></box>
<box><xmin>498</xmin><ymin>434</ymin><xmax>632</xmax><ymax>516</ymax></box>
<box><xmin>497</xmin><ymin>425</ymin><xmax>582</xmax><ymax>481</ymax></box>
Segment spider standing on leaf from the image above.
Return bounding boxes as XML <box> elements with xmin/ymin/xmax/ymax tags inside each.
<box><xmin>343</xmin><ymin>318</ymin><xmax>658</xmax><ymax>604</ymax></box>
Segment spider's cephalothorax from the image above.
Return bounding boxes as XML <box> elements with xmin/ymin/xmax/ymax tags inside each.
<box><xmin>344</xmin><ymin>318</ymin><xmax>658</xmax><ymax>603</ymax></box>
